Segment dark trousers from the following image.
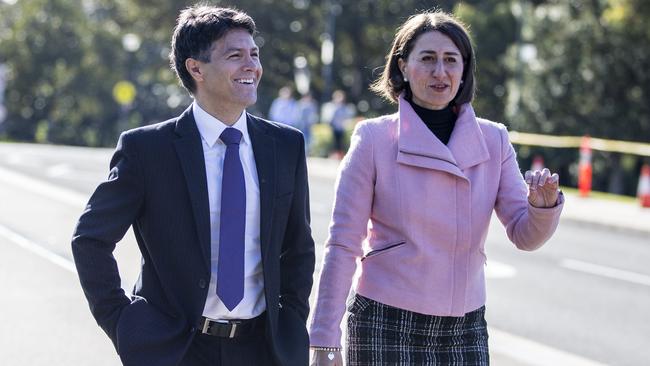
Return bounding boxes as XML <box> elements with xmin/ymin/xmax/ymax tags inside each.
<box><xmin>179</xmin><ymin>322</ymin><xmax>276</xmax><ymax>366</ymax></box>
<box><xmin>332</xmin><ymin>129</ymin><xmax>344</xmax><ymax>152</ymax></box>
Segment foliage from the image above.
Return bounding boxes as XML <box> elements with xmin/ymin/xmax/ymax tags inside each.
<box><xmin>507</xmin><ymin>0</ymin><xmax>650</xmax><ymax>142</ymax></box>
<box><xmin>455</xmin><ymin>1</ymin><xmax>518</xmax><ymax>123</ymax></box>
<box><xmin>505</xmin><ymin>0</ymin><xmax>650</xmax><ymax>194</ymax></box>
<box><xmin>0</xmin><ymin>0</ymin><xmax>515</xmax><ymax>145</ymax></box>
<box><xmin>0</xmin><ymin>0</ymin><xmax>648</xmax><ymax>194</ymax></box>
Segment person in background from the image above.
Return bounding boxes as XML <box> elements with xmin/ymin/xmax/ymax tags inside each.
<box><xmin>269</xmin><ymin>86</ymin><xmax>298</xmax><ymax>127</ymax></box>
<box><xmin>321</xmin><ymin>90</ymin><xmax>354</xmax><ymax>159</ymax></box>
<box><xmin>309</xmin><ymin>10</ymin><xmax>564</xmax><ymax>366</ymax></box>
<box><xmin>72</xmin><ymin>5</ymin><xmax>314</xmax><ymax>366</ymax></box>
<box><xmin>295</xmin><ymin>91</ymin><xmax>319</xmax><ymax>154</ymax></box>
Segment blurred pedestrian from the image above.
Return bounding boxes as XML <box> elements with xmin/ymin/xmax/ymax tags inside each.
<box><xmin>72</xmin><ymin>5</ymin><xmax>314</xmax><ymax>366</ymax></box>
<box><xmin>321</xmin><ymin>90</ymin><xmax>354</xmax><ymax>159</ymax></box>
<box><xmin>295</xmin><ymin>91</ymin><xmax>319</xmax><ymax>153</ymax></box>
<box><xmin>269</xmin><ymin>85</ymin><xmax>298</xmax><ymax>127</ymax></box>
<box><xmin>309</xmin><ymin>10</ymin><xmax>564</xmax><ymax>366</ymax></box>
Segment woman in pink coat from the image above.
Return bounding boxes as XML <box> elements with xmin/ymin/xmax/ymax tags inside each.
<box><xmin>309</xmin><ymin>10</ymin><xmax>564</xmax><ymax>366</ymax></box>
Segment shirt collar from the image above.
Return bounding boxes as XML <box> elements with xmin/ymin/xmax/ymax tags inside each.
<box><xmin>193</xmin><ymin>101</ymin><xmax>251</xmax><ymax>148</ymax></box>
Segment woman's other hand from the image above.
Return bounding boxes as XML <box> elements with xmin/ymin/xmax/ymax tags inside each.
<box><xmin>525</xmin><ymin>168</ymin><xmax>560</xmax><ymax>208</ymax></box>
<box><xmin>310</xmin><ymin>349</ymin><xmax>344</xmax><ymax>366</ymax></box>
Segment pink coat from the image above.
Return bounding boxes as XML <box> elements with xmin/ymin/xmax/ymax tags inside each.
<box><xmin>309</xmin><ymin>96</ymin><xmax>564</xmax><ymax>347</ymax></box>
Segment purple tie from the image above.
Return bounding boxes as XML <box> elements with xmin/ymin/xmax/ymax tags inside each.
<box><xmin>217</xmin><ymin>127</ymin><xmax>245</xmax><ymax>311</ymax></box>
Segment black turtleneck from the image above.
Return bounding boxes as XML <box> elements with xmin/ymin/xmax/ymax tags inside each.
<box><xmin>407</xmin><ymin>98</ymin><xmax>457</xmax><ymax>145</ymax></box>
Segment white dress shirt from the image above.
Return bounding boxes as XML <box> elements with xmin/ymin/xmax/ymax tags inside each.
<box><xmin>193</xmin><ymin>102</ymin><xmax>266</xmax><ymax>320</ymax></box>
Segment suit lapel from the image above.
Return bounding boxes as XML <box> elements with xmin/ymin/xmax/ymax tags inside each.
<box><xmin>173</xmin><ymin>106</ymin><xmax>211</xmax><ymax>271</ymax></box>
<box><xmin>247</xmin><ymin>114</ymin><xmax>275</xmax><ymax>261</ymax></box>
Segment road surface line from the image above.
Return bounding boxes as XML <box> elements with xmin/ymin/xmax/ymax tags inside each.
<box><xmin>561</xmin><ymin>258</ymin><xmax>650</xmax><ymax>287</ymax></box>
<box><xmin>0</xmin><ymin>228</ymin><xmax>606</xmax><ymax>366</ymax></box>
<box><xmin>0</xmin><ymin>165</ymin><xmax>87</xmax><ymax>207</ymax></box>
<box><xmin>485</xmin><ymin>260</ymin><xmax>517</xmax><ymax>279</ymax></box>
<box><xmin>46</xmin><ymin>163</ymin><xmax>73</xmax><ymax>177</ymax></box>
<box><xmin>490</xmin><ymin>328</ymin><xmax>607</xmax><ymax>366</ymax></box>
<box><xmin>0</xmin><ymin>224</ymin><xmax>76</xmax><ymax>273</ymax></box>
<box><xmin>0</xmin><ymin>163</ymin><xmax>607</xmax><ymax>365</ymax></box>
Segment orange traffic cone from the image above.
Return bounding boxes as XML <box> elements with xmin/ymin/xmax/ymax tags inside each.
<box><xmin>531</xmin><ymin>155</ymin><xmax>544</xmax><ymax>171</ymax></box>
<box><xmin>637</xmin><ymin>164</ymin><xmax>650</xmax><ymax>208</ymax></box>
<box><xmin>578</xmin><ymin>136</ymin><xmax>592</xmax><ymax>197</ymax></box>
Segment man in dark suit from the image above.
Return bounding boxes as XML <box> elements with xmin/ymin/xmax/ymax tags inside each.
<box><xmin>72</xmin><ymin>5</ymin><xmax>315</xmax><ymax>366</ymax></box>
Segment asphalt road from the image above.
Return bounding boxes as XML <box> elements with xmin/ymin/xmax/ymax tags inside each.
<box><xmin>1</xmin><ymin>142</ymin><xmax>648</xmax><ymax>366</ymax></box>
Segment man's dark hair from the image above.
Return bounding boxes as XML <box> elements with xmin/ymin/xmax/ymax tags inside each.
<box><xmin>170</xmin><ymin>5</ymin><xmax>256</xmax><ymax>94</ymax></box>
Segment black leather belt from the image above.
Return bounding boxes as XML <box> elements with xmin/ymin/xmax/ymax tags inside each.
<box><xmin>199</xmin><ymin>313</ymin><xmax>265</xmax><ymax>338</ymax></box>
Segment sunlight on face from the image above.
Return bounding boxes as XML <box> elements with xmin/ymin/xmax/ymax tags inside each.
<box><xmin>399</xmin><ymin>31</ymin><xmax>464</xmax><ymax>110</ymax></box>
<box><xmin>197</xmin><ymin>29</ymin><xmax>263</xmax><ymax>120</ymax></box>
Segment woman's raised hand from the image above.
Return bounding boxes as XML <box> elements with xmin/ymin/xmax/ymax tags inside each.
<box><xmin>525</xmin><ymin>168</ymin><xmax>560</xmax><ymax>208</ymax></box>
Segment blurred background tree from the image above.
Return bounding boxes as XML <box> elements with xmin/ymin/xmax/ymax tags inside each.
<box><xmin>0</xmin><ymin>0</ymin><xmax>648</xmax><ymax>194</ymax></box>
<box><xmin>505</xmin><ymin>0</ymin><xmax>650</xmax><ymax>194</ymax></box>
<box><xmin>455</xmin><ymin>1</ymin><xmax>518</xmax><ymax>124</ymax></box>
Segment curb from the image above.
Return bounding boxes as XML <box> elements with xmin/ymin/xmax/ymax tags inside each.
<box><xmin>561</xmin><ymin>214</ymin><xmax>650</xmax><ymax>238</ymax></box>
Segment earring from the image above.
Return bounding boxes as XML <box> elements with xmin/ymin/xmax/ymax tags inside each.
<box><xmin>403</xmin><ymin>76</ymin><xmax>408</xmax><ymax>82</ymax></box>
<box><xmin>460</xmin><ymin>80</ymin><xmax>464</xmax><ymax>84</ymax></box>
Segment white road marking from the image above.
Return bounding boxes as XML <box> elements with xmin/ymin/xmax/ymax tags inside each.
<box><xmin>486</xmin><ymin>260</ymin><xmax>517</xmax><ymax>279</ymax></box>
<box><xmin>0</xmin><ymin>160</ymin><xmax>614</xmax><ymax>366</ymax></box>
<box><xmin>46</xmin><ymin>163</ymin><xmax>73</xmax><ymax>177</ymax></box>
<box><xmin>307</xmin><ymin>157</ymin><xmax>340</xmax><ymax>179</ymax></box>
<box><xmin>0</xmin><ymin>224</ymin><xmax>76</xmax><ymax>273</ymax></box>
<box><xmin>0</xmin><ymin>165</ymin><xmax>87</xmax><ymax>207</ymax></box>
<box><xmin>7</xmin><ymin>154</ymin><xmax>25</xmax><ymax>165</ymax></box>
<box><xmin>490</xmin><ymin>328</ymin><xmax>607</xmax><ymax>366</ymax></box>
<box><xmin>309</xmin><ymin>202</ymin><xmax>331</xmax><ymax>215</ymax></box>
<box><xmin>561</xmin><ymin>258</ymin><xmax>650</xmax><ymax>287</ymax></box>
<box><xmin>0</xmin><ymin>218</ymin><xmax>608</xmax><ymax>366</ymax></box>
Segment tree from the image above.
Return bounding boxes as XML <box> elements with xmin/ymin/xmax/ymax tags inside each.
<box><xmin>455</xmin><ymin>1</ymin><xmax>518</xmax><ymax>123</ymax></box>
<box><xmin>0</xmin><ymin>0</ymin><xmax>190</xmax><ymax>146</ymax></box>
<box><xmin>507</xmin><ymin>0</ymin><xmax>650</xmax><ymax>194</ymax></box>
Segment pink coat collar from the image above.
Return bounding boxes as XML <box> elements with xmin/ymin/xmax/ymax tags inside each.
<box><xmin>397</xmin><ymin>95</ymin><xmax>490</xmax><ymax>177</ymax></box>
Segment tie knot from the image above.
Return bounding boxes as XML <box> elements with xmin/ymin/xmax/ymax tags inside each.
<box><xmin>220</xmin><ymin>127</ymin><xmax>242</xmax><ymax>146</ymax></box>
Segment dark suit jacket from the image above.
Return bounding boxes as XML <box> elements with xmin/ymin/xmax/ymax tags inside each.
<box><xmin>72</xmin><ymin>106</ymin><xmax>315</xmax><ymax>366</ymax></box>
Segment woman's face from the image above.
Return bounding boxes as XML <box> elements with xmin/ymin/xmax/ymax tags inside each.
<box><xmin>399</xmin><ymin>31</ymin><xmax>464</xmax><ymax>110</ymax></box>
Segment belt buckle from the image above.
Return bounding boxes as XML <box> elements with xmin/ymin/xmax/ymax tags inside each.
<box><xmin>201</xmin><ymin>318</ymin><xmax>212</xmax><ymax>334</ymax></box>
<box><xmin>201</xmin><ymin>318</ymin><xmax>240</xmax><ymax>338</ymax></box>
<box><xmin>228</xmin><ymin>322</ymin><xmax>238</xmax><ymax>338</ymax></box>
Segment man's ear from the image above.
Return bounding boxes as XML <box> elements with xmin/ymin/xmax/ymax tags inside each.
<box><xmin>185</xmin><ymin>58</ymin><xmax>203</xmax><ymax>83</ymax></box>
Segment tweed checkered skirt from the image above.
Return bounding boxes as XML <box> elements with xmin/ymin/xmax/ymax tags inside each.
<box><xmin>346</xmin><ymin>295</ymin><xmax>489</xmax><ymax>366</ymax></box>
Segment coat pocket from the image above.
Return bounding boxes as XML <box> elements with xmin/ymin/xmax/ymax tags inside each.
<box><xmin>115</xmin><ymin>297</ymin><xmax>178</xmax><ymax>358</ymax></box>
<box><xmin>360</xmin><ymin>240</ymin><xmax>406</xmax><ymax>261</ymax></box>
